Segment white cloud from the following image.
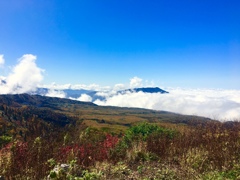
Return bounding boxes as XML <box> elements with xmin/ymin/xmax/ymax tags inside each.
<box><xmin>74</xmin><ymin>94</ymin><xmax>92</xmax><ymax>102</ymax></box>
<box><xmin>45</xmin><ymin>89</ymin><xmax>66</xmax><ymax>98</ymax></box>
<box><xmin>130</xmin><ymin>76</ymin><xmax>142</xmax><ymax>88</ymax></box>
<box><xmin>0</xmin><ymin>54</ymin><xmax>44</xmax><ymax>94</ymax></box>
<box><xmin>114</xmin><ymin>83</ymin><xmax>125</xmax><ymax>90</ymax></box>
<box><xmin>0</xmin><ymin>54</ymin><xmax>5</xmax><ymax>67</ymax></box>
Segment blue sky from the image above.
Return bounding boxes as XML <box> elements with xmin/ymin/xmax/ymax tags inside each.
<box><xmin>1</xmin><ymin>0</ymin><xmax>240</xmax><ymax>89</ymax></box>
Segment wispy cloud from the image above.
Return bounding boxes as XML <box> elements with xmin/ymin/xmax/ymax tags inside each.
<box><xmin>0</xmin><ymin>54</ymin><xmax>5</xmax><ymax>68</ymax></box>
<box><xmin>130</xmin><ymin>76</ymin><xmax>143</xmax><ymax>88</ymax></box>
<box><xmin>0</xmin><ymin>54</ymin><xmax>44</xmax><ymax>94</ymax></box>
<box><xmin>45</xmin><ymin>89</ymin><xmax>66</xmax><ymax>98</ymax></box>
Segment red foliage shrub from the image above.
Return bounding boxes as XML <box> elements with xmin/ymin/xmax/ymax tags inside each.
<box><xmin>59</xmin><ymin>134</ymin><xmax>119</xmax><ymax>166</ymax></box>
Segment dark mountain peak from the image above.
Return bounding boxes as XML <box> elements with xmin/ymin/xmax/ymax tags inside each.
<box><xmin>133</xmin><ymin>87</ymin><xmax>169</xmax><ymax>94</ymax></box>
<box><xmin>119</xmin><ymin>87</ymin><xmax>169</xmax><ymax>94</ymax></box>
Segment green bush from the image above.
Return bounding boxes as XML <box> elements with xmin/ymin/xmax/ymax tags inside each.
<box><xmin>123</xmin><ymin>122</ymin><xmax>177</xmax><ymax>146</ymax></box>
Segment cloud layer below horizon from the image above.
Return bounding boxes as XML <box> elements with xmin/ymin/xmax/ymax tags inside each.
<box><xmin>93</xmin><ymin>88</ymin><xmax>240</xmax><ymax>121</ymax></box>
<box><xmin>0</xmin><ymin>54</ymin><xmax>240</xmax><ymax>121</ymax></box>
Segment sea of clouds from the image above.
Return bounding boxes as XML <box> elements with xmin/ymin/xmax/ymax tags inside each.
<box><xmin>0</xmin><ymin>54</ymin><xmax>240</xmax><ymax>121</ymax></box>
<box><xmin>94</xmin><ymin>88</ymin><xmax>240</xmax><ymax>120</ymax></box>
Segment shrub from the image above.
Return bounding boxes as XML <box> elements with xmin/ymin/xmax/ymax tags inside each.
<box><xmin>123</xmin><ymin>122</ymin><xmax>177</xmax><ymax>147</ymax></box>
<box><xmin>59</xmin><ymin>133</ymin><xmax>119</xmax><ymax>166</ymax></box>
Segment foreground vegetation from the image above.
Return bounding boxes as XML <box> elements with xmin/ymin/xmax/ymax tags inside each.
<box><xmin>1</xmin><ymin>121</ymin><xmax>240</xmax><ymax>179</ymax></box>
<box><xmin>0</xmin><ymin>94</ymin><xmax>239</xmax><ymax>179</ymax></box>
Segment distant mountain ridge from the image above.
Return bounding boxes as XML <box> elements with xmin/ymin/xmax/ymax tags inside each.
<box><xmin>0</xmin><ymin>93</ymin><xmax>96</xmax><ymax>107</ymax></box>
